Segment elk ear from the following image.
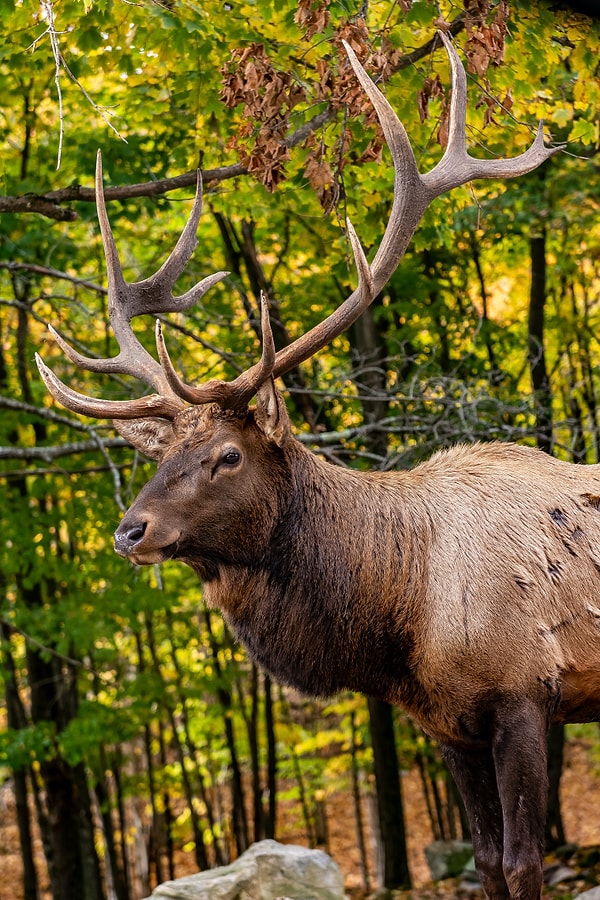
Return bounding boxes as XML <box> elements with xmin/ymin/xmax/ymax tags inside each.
<box><xmin>254</xmin><ymin>379</ymin><xmax>290</xmax><ymax>447</ymax></box>
<box><xmin>113</xmin><ymin>418</ymin><xmax>175</xmax><ymax>461</ymax></box>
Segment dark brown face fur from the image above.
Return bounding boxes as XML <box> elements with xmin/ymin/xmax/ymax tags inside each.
<box><xmin>114</xmin><ymin>402</ymin><xmax>291</xmax><ymax>578</ymax></box>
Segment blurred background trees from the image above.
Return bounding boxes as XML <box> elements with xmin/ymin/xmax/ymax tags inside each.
<box><xmin>0</xmin><ymin>0</ymin><xmax>599</xmax><ymax>896</ymax></box>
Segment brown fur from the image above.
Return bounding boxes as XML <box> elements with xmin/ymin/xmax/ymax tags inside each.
<box><xmin>115</xmin><ymin>393</ymin><xmax>600</xmax><ymax>739</ymax></box>
<box><xmin>114</xmin><ymin>383</ymin><xmax>600</xmax><ymax>899</ymax></box>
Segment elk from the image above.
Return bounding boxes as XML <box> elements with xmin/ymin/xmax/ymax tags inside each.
<box><xmin>36</xmin><ymin>33</ymin><xmax>597</xmax><ymax>900</ymax></box>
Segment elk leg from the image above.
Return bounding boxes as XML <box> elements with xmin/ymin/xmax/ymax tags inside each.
<box><xmin>491</xmin><ymin>698</ymin><xmax>548</xmax><ymax>900</ymax></box>
<box><xmin>440</xmin><ymin>743</ymin><xmax>510</xmax><ymax>900</ymax></box>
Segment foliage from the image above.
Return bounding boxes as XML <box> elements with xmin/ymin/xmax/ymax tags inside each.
<box><xmin>0</xmin><ymin>0</ymin><xmax>599</xmax><ymax>897</ymax></box>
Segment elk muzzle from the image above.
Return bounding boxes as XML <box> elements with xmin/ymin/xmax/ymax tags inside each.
<box><xmin>114</xmin><ymin>513</ymin><xmax>181</xmax><ymax>565</ymax></box>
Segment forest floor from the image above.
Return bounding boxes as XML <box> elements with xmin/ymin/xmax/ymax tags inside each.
<box><xmin>1</xmin><ymin>732</ymin><xmax>599</xmax><ymax>899</ymax></box>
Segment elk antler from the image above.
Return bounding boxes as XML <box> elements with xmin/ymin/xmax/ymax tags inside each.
<box><xmin>37</xmin><ymin>33</ymin><xmax>564</xmax><ymax>420</ymax></box>
<box><xmin>36</xmin><ymin>151</ymin><xmax>230</xmax><ymax>419</ymax></box>
<box><xmin>154</xmin><ymin>288</ymin><xmax>277</xmax><ymax>408</ymax></box>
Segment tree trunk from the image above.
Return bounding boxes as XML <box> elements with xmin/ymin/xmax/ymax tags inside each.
<box><xmin>348</xmin><ymin>301</ymin><xmax>412</xmax><ymax>890</ymax></box>
<box><xmin>527</xmin><ymin>220</ymin><xmax>566</xmax><ymax>843</ymax></box>
<box><xmin>264</xmin><ymin>674</ymin><xmax>277</xmax><ymax>839</ymax></box>
<box><xmin>142</xmin><ymin>617</ymin><xmax>210</xmax><ymax>871</ymax></box>
<box><xmin>250</xmin><ymin>666</ymin><xmax>267</xmax><ymax>841</ymax></box>
<box><xmin>204</xmin><ymin>610</ymin><xmax>250</xmax><ymax>854</ymax></box>
<box><xmin>348</xmin><ymin>303</ymin><xmax>389</xmax><ymax>461</ymax></box>
<box><xmin>278</xmin><ymin>687</ymin><xmax>315</xmax><ymax>846</ymax></box>
<box><xmin>351</xmin><ymin>707</ymin><xmax>371</xmax><ymax>893</ymax></box>
<box><xmin>5</xmin><ymin>279</ymin><xmax>105</xmax><ymax>900</ymax></box>
<box><xmin>545</xmin><ymin>724</ymin><xmax>566</xmax><ymax>849</ymax></box>
<box><xmin>470</xmin><ymin>235</ymin><xmax>499</xmax><ymax>380</ymax></box>
<box><xmin>367</xmin><ymin>698</ymin><xmax>411</xmax><ymax>890</ymax></box>
<box><xmin>213</xmin><ymin>211</ymin><xmax>324</xmax><ymax>431</ymax></box>
<box><xmin>528</xmin><ymin>227</ymin><xmax>553</xmax><ymax>452</ymax></box>
<box><xmin>94</xmin><ymin>769</ymin><xmax>129</xmax><ymax>900</ymax></box>
<box><xmin>0</xmin><ymin>626</ymin><xmax>40</xmax><ymax>900</ymax></box>
<box><xmin>22</xmin><ymin>598</ymin><xmax>105</xmax><ymax>900</ymax></box>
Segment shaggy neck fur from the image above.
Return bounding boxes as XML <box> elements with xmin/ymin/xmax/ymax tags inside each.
<box><xmin>203</xmin><ymin>440</ymin><xmax>430</xmax><ymax>709</ymax></box>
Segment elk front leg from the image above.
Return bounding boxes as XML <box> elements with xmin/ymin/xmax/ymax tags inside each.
<box><xmin>440</xmin><ymin>744</ymin><xmax>510</xmax><ymax>900</ymax></box>
<box><xmin>491</xmin><ymin>698</ymin><xmax>548</xmax><ymax>900</ymax></box>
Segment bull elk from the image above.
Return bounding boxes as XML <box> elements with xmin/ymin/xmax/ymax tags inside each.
<box><xmin>36</xmin><ymin>33</ymin><xmax>595</xmax><ymax>900</ymax></box>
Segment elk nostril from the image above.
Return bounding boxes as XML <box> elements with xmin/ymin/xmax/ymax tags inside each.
<box><xmin>125</xmin><ymin>522</ymin><xmax>147</xmax><ymax>544</ymax></box>
<box><xmin>114</xmin><ymin>519</ymin><xmax>147</xmax><ymax>556</ymax></box>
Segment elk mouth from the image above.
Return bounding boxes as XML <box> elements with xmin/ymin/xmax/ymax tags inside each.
<box><xmin>126</xmin><ymin>540</ymin><xmax>181</xmax><ymax>566</ymax></box>
<box><xmin>114</xmin><ymin>540</ymin><xmax>181</xmax><ymax>566</ymax></box>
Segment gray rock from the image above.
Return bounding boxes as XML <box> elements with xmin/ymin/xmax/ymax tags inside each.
<box><xmin>424</xmin><ymin>840</ymin><xmax>474</xmax><ymax>881</ymax></box>
<box><xmin>576</xmin><ymin>888</ymin><xmax>600</xmax><ymax>900</ymax></box>
<box><xmin>544</xmin><ymin>864</ymin><xmax>577</xmax><ymax>887</ymax></box>
<box><xmin>143</xmin><ymin>839</ymin><xmax>345</xmax><ymax>900</ymax></box>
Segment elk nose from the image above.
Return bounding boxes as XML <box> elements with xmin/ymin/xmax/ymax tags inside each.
<box><xmin>114</xmin><ymin>519</ymin><xmax>147</xmax><ymax>557</ymax></box>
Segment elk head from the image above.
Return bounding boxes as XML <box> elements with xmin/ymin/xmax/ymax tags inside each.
<box><xmin>36</xmin><ymin>35</ymin><xmax>562</xmax><ymax>571</ymax></box>
<box><xmin>109</xmin><ymin>385</ymin><xmax>294</xmax><ymax>578</ymax></box>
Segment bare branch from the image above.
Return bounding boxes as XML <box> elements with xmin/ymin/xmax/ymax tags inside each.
<box><xmin>0</xmin><ymin>395</ymin><xmax>121</xmax><ymax>437</ymax></box>
<box><xmin>0</xmin><ymin>261</ymin><xmax>108</xmax><ymax>294</ymax></box>
<box><xmin>0</xmin><ymin>437</ymin><xmax>126</xmax><ymax>462</ymax></box>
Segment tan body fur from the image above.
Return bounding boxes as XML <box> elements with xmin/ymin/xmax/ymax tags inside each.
<box><xmin>403</xmin><ymin>444</ymin><xmax>600</xmax><ymax>732</ymax></box>
<box><xmin>204</xmin><ymin>436</ymin><xmax>600</xmax><ymax>746</ymax></box>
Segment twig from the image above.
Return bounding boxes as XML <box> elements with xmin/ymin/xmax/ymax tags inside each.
<box><xmin>0</xmin><ymin>437</ymin><xmax>127</xmax><ymax>462</ymax></box>
<box><xmin>37</xmin><ymin>0</ymin><xmax>65</xmax><ymax>168</ymax></box>
<box><xmin>32</xmin><ymin>0</ymin><xmax>126</xmax><ymax>170</ymax></box>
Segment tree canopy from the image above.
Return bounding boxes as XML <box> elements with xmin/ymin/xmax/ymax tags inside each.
<box><xmin>0</xmin><ymin>1</ymin><xmax>599</xmax><ymax>898</ymax></box>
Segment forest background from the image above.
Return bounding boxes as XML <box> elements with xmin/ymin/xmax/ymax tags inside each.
<box><xmin>0</xmin><ymin>0</ymin><xmax>599</xmax><ymax>898</ymax></box>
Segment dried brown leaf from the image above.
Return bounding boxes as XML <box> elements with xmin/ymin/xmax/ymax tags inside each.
<box><xmin>417</xmin><ymin>74</ymin><xmax>445</xmax><ymax>123</ymax></box>
<box><xmin>294</xmin><ymin>0</ymin><xmax>331</xmax><ymax>40</ymax></box>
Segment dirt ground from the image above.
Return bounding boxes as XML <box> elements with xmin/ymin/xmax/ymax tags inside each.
<box><xmin>1</xmin><ymin>734</ymin><xmax>599</xmax><ymax>899</ymax></box>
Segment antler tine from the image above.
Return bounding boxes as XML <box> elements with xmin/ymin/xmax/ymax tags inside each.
<box><xmin>271</xmin><ymin>216</ymin><xmax>373</xmax><ymax>379</ymax></box>
<box><xmin>226</xmin><ymin>290</ymin><xmax>277</xmax><ymax>409</ymax></box>
<box><xmin>46</xmin><ymin>153</ymin><xmax>228</xmax><ymax>395</ymax></box>
<box><xmin>35</xmin><ymin>352</ymin><xmax>183</xmax><ymax>420</ymax></box>
<box><xmin>94</xmin><ymin>151</ymin><xmax>229</xmax><ymax>391</ymax></box>
<box><xmin>152</xmin><ymin>217</ymin><xmax>370</xmax><ymax>410</ymax></box>
<box><xmin>156</xmin><ymin>291</ymin><xmax>277</xmax><ymax>412</ymax></box>
<box><xmin>423</xmin><ymin>32</ymin><xmax>566</xmax><ymax>192</ymax></box>
<box><xmin>266</xmin><ymin>40</ymin><xmax>416</xmax><ymax>379</ymax></box>
<box><xmin>92</xmin><ymin>150</ymin><xmax>172</xmax><ymax>392</ymax></box>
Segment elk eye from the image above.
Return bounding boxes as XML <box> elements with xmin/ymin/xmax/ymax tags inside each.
<box><xmin>222</xmin><ymin>449</ymin><xmax>241</xmax><ymax>466</ymax></box>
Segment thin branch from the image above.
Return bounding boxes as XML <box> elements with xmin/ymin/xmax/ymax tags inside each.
<box><xmin>0</xmin><ymin>463</ymin><xmax>130</xmax><ymax>478</ymax></box>
<box><xmin>58</xmin><ymin>52</ymin><xmax>126</xmax><ymax>146</ymax></box>
<box><xmin>33</xmin><ymin>0</ymin><xmax>126</xmax><ymax>169</ymax></box>
<box><xmin>0</xmin><ymin>394</ymin><xmax>115</xmax><ymax>432</ymax></box>
<box><xmin>0</xmin><ymin>618</ymin><xmax>116</xmax><ymax>684</ymax></box>
<box><xmin>37</xmin><ymin>0</ymin><xmax>65</xmax><ymax>168</ymax></box>
<box><xmin>87</xmin><ymin>431</ymin><xmax>128</xmax><ymax>512</ymax></box>
<box><xmin>0</xmin><ymin>437</ymin><xmax>127</xmax><ymax>462</ymax></box>
<box><xmin>0</xmin><ymin>261</ymin><xmax>108</xmax><ymax>294</ymax></box>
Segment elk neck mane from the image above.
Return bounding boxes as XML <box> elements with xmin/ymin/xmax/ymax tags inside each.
<box><xmin>201</xmin><ymin>433</ymin><xmax>434</xmax><ymax>706</ymax></box>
